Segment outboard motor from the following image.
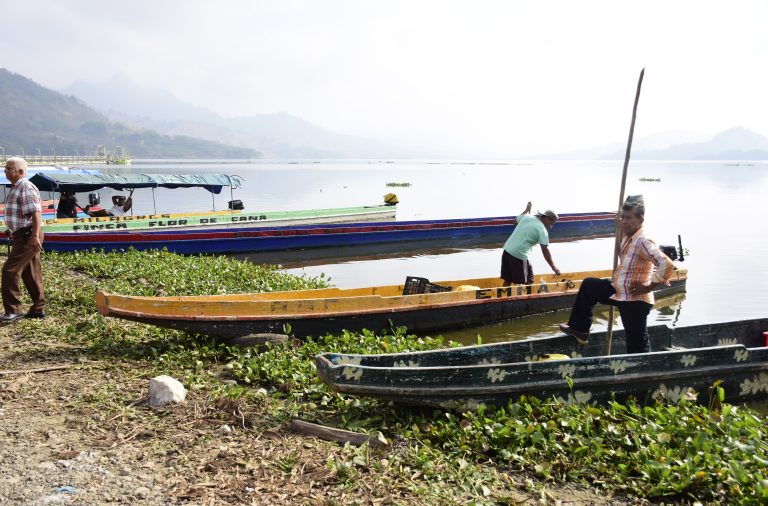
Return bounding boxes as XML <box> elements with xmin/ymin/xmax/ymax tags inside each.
<box><xmin>88</xmin><ymin>193</ymin><xmax>101</xmax><ymax>206</ymax></box>
<box><xmin>660</xmin><ymin>235</ymin><xmax>685</xmax><ymax>262</ymax></box>
<box><xmin>228</xmin><ymin>200</ymin><xmax>244</xmax><ymax>211</ymax></box>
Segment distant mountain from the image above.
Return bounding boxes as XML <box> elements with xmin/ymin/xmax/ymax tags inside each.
<box><xmin>63</xmin><ymin>76</ymin><xmax>428</xmax><ymax>158</ymax></box>
<box><xmin>0</xmin><ymin>68</ymin><xmax>259</xmax><ymax>159</ymax></box>
<box><xmin>60</xmin><ymin>75</ymin><xmax>768</xmax><ymax>161</ymax></box>
<box><xmin>536</xmin><ymin>129</ymin><xmax>767</xmax><ymax>160</ymax></box>
<box><xmin>617</xmin><ymin>127</ymin><xmax>768</xmax><ymax>160</ymax></box>
<box><xmin>65</xmin><ymin>74</ymin><xmax>221</xmax><ymax>124</ymax></box>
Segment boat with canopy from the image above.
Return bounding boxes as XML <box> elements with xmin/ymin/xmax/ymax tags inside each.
<box><xmin>1</xmin><ymin>173</ymin><xmax>397</xmax><ymax>232</ymax></box>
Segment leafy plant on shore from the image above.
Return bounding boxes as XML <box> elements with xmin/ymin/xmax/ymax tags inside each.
<box><xmin>21</xmin><ymin>249</ymin><xmax>330</xmax><ymax>374</ymax></box>
<box><xmin>44</xmin><ymin>248</ymin><xmax>330</xmax><ymax>296</ymax></box>
<box><xmin>15</xmin><ymin>249</ymin><xmax>768</xmax><ymax>504</ymax></box>
<box><xmin>228</xmin><ymin>328</ymin><xmax>768</xmax><ymax>503</ymax></box>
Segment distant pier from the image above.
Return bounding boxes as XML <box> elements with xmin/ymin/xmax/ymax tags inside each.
<box><xmin>0</xmin><ymin>155</ymin><xmax>130</xmax><ymax>165</ymax></box>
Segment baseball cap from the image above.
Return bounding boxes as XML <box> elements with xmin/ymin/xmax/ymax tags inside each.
<box><xmin>536</xmin><ymin>209</ymin><xmax>559</xmax><ymax>222</ymax></box>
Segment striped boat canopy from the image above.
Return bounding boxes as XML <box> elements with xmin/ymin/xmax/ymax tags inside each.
<box><xmin>27</xmin><ymin>173</ymin><xmax>243</xmax><ymax>194</ymax></box>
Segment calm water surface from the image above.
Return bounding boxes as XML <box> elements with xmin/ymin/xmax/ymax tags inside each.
<box><xmin>85</xmin><ymin>159</ymin><xmax>768</xmax><ymax>343</ymax></box>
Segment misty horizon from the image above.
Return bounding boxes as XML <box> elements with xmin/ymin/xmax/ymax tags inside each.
<box><xmin>1</xmin><ymin>1</ymin><xmax>767</xmax><ymax>159</ymax></box>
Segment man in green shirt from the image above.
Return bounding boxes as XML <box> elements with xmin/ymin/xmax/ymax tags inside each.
<box><xmin>500</xmin><ymin>202</ymin><xmax>560</xmax><ymax>286</ymax></box>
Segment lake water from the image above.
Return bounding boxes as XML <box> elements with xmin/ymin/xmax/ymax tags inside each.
<box><xmin>78</xmin><ymin>159</ymin><xmax>768</xmax><ymax>343</ymax></box>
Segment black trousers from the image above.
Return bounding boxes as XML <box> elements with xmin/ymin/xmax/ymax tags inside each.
<box><xmin>500</xmin><ymin>250</ymin><xmax>533</xmax><ymax>285</ymax></box>
<box><xmin>566</xmin><ymin>277</ymin><xmax>653</xmax><ymax>353</ymax></box>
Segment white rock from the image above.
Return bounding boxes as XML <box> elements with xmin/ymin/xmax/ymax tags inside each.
<box><xmin>37</xmin><ymin>462</ymin><xmax>57</xmax><ymax>471</ymax></box>
<box><xmin>216</xmin><ymin>425</ymin><xmax>232</xmax><ymax>436</ymax></box>
<box><xmin>148</xmin><ymin>375</ymin><xmax>187</xmax><ymax>407</ymax></box>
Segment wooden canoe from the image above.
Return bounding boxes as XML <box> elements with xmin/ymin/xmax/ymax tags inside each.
<box><xmin>315</xmin><ymin>316</ymin><xmax>768</xmax><ymax>409</ymax></box>
<box><xmin>95</xmin><ymin>268</ymin><xmax>687</xmax><ymax>340</ymax></box>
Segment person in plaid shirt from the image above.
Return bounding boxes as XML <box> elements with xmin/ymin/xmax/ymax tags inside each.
<box><xmin>558</xmin><ymin>195</ymin><xmax>673</xmax><ymax>353</ymax></box>
<box><xmin>2</xmin><ymin>157</ymin><xmax>45</xmax><ymax>321</ymax></box>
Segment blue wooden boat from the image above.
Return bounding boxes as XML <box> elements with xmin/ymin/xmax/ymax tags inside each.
<box><xmin>316</xmin><ymin>317</ymin><xmax>768</xmax><ymax>409</ymax></box>
<box><xmin>42</xmin><ymin>211</ymin><xmax>616</xmax><ymax>254</ymax></box>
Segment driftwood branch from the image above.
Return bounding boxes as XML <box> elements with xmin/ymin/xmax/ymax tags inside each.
<box><xmin>0</xmin><ymin>364</ymin><xmax>78</xmax><ymax>375</ymax></box>
<box><xmin>289</xmin><ymin>419</ymin><xmax>385</xmax><ymax>447</ymax></box>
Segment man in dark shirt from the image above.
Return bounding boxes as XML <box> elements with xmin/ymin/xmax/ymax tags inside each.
<box><xmin>56</xmin><ymin>191</ymin><xmax>80</xmax><ymax>219</ymax></box>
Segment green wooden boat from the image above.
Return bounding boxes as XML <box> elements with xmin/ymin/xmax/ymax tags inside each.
<box><xmin>5</xmin><ymin>172</ymin><xmax>396</xmax><ymax>232</ymax></box>
<box><xmin>316</xmin><ymin>317</ymin><xmax>768</xmax><ymax>410</ymax></box>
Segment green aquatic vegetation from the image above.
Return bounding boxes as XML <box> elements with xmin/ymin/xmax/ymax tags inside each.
<box><xmin>17</xmin><ymin>249</ymin><xmax>768</xmax><ymax>504</ymax></box>
<box><xmin>228</xmin><ymin>327</ymin><xmax>450</xmax><ymax>394</ymax></box>
<box><xmin>25</xmin><ymin>249</ymin><xmax>329</xmax><ymax>364</ymax></box>
<box><xmin>44</xmin><ymin>248</ymin><xmax>330</xmax><ymax>296</ymax></box>
<box><xmin>228</xmin><ymin>328</ymin><xmax>768</xmax><ymax>504</ymax></box>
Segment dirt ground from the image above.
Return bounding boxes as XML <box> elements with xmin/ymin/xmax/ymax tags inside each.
<box><xmin>0</xmin><ymin>324</ymin><xmax>641</xmax><ymax>505</ymax></box>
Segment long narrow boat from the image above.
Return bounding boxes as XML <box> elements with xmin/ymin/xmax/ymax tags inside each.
<box><xmin>315</xmin><ymin>317</ymin><xmax>768</xmax><ymax>409</ymax></box>
<box><xmin>95</xmin><ymin>268</ymin><xmax>687</xmax><ymax>340</ymax></box>
<box><xmin>0</xmin><ymin>173</ymin><xmax>397</xmax><ymax>233</ymax></box>
<box><xmin>42</xmin><ymin>211</ymin><xmax>615</xmax><ymax>254</ymax></box>
<box><xmin>38</xmin><ymin>204</ymin><xmax>397</xmax><ymax>234</ymax></box>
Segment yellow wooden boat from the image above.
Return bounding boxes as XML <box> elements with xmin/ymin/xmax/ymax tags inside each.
<box><xmin>95</xmin><ymin>268</ymin><xmax>688</xmax><ymax>340</ymax></box>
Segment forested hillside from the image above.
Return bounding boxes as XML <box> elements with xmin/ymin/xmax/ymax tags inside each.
<box><xmin>0</xmin><ymin>69</ymin><xmax>260</xmax><ymax>158</ymax></box>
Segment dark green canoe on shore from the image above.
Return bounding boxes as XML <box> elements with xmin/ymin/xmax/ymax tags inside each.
<box><xmin>316</xmin><ymin>317</ymin><xmax>768</xmax><ymax>410</ymax></box>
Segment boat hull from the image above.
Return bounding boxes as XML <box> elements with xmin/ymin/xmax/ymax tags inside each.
<box><xmin>95</xmin><ymin>269</ymin><xmax>686</xmax><ymax>340</ymax></box>
<box><xmin>42</xmin><ymin>212</ymin><xmax>615</xmax><ymax>254</ymax></box>
<box><xmin>26</xmin><ymin>204</ymin><xmax>397</xmax><ymax>234</ymax></box>
<box><xmin>315</xmin><ymin>317</ymin><xmax>768</xmax><ymax>408</ymax></box>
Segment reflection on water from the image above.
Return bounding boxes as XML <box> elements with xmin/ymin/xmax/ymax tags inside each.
<box><xmin>235</xmin><ymin>238</ymin><xmax>506</xmax><ymax>268</ymax></box>
<box><xmin>235</xmin><ymin>232</ymin><xmax>613</xmax><ymax>269</ymax></box>
<box><xmin>438</xmin><ymin>291</ymin><xmax>687</xmax><ymax>345</ymax></box>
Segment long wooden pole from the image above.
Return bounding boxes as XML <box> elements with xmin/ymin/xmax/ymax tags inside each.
<box><xmin>604</xmin><ymin>68</ymin><xmax>645</xmax><ymax>356</ymax></box>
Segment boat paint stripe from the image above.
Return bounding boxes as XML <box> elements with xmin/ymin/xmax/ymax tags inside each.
<box><xmin>43</xmin><ymin>215</ymin><xmax>616</xmax><ymax>243</ymax></box>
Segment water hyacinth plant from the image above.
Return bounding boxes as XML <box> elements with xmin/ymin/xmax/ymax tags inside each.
<box><xmin>14</xmin><ymin>248</ymin><xmax>768</xmax><ymax>503</ymax></box>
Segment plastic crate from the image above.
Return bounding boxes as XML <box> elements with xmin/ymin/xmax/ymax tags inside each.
<box><xmin>402</xmin><ymin>276</ymin><xmax>453</xmax><ymax>295</ymax></box>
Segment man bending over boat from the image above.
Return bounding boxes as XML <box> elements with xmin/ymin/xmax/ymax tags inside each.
<box><xmin>500</xmin><ymin>201</ymin><xmax>560</xmax><ymax>287</ymax></box>
<box><xmin>558</xmin><ymin>195</ymin><xmax>674</xmax><ymax>353</ymax></box>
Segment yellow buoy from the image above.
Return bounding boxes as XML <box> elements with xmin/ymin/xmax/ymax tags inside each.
<box><xmin>384</xmin><ymin>193</ymin><xmax>399</xmax><ymax>205</ymax></box>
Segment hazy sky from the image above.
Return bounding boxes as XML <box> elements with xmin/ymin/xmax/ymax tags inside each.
<box><xmin>2</xmin><ymin>0</ymin><xmax>767</xmax><ymax>157</ymax></box>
